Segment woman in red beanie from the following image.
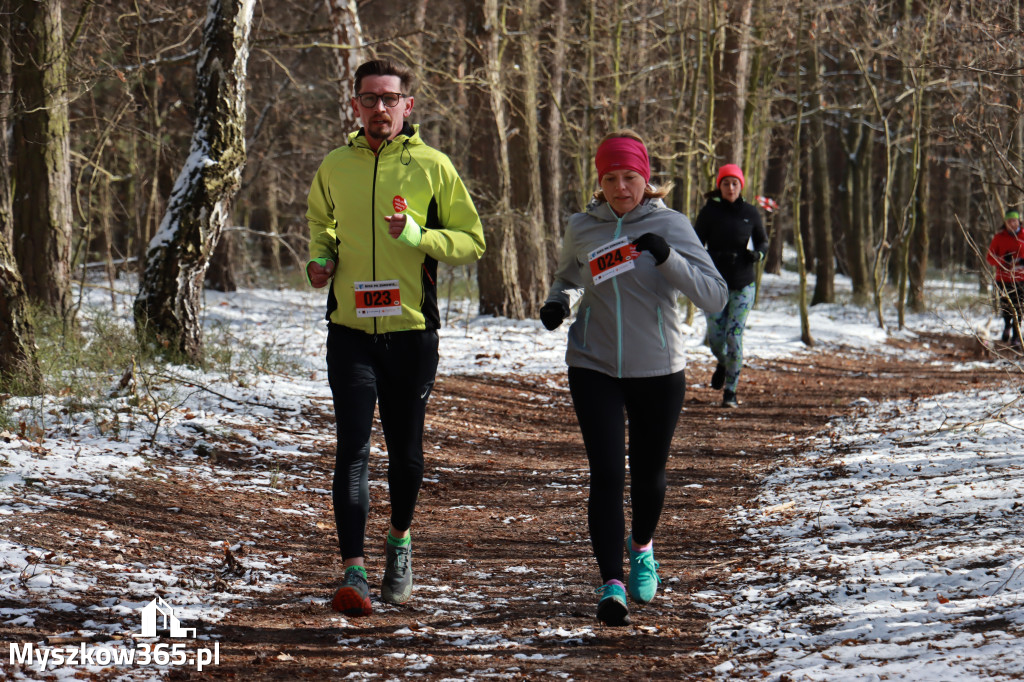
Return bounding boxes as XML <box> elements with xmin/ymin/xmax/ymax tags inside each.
<box><xmin>694</xmin><ymin>164</ymin><xmax>769</xmax><ymax>407</ymax></box>
<box><xmin>539</xmin><ymin>130</ymin><xmax>727</xmax><ymax>626</ymax></box>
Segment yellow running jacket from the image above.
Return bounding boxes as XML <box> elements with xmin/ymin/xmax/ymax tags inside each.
<box><xmin>307</xmin><ymin>123</ymin><xmax>485</xmax><ymax>333</ymax></box>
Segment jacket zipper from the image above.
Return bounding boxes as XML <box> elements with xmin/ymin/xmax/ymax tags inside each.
<box><xmin>371</xmin><ymin>146</ymin><xmax>381</xmax><ymax>335</ymax></box>
<box><xmin>582</xmin><ymin>306</ymin><xmax>591</xmax><ymax>347</ymax></box>
<box><xmin>657</xmin><ymin>305</ymin><xmax>666</xmax><ymax>349</ymax></box>
<box><xmin>613</xmin><ymin>215</ymin><xmax>624</xmax><ymax>378</ymax></box>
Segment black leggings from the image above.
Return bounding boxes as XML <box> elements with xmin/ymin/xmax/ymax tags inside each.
<box><xmin>326</xmin><ymin>325</ymin><xmax>438</xmax><ymax>560</ymax></box>
<box><xmin>996</xmin><ymin>281</ymin><xmax>1023</xmax><ymax>342</ymax></box>
<box><xmin>568</xmin><ymin>366</ymin><xmax>686</xmax><ymax>583</ymax></box>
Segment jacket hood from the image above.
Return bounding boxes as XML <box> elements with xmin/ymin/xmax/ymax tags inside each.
<box><xmin>347</xmin><ymin>122</ymin><xmax>422</xmax><ymax>148</ymax></box>
<box><xmin>586</xmin><ymin>198</ymin><xmax>664</xmax><ymax>223</ymax></box>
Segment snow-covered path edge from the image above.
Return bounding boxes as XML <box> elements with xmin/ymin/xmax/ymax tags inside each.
<box><xmin>705</xmin><ymin>384</ymin><xmax>1024</xmax><ymax>681</ymax></box>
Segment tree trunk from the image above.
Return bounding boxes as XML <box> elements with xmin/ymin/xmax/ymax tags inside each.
<box><xmin>850</xmin><ymin>45</ymin><xmax>894</xmax><ymax>331</ymax></box>
<box><xmin>324</xmin><ymin>0</ymin><xmax>364</xmax><ymax>134</ymax></box>
<box><xmin>0</xmin><ymin>232</ymin><xmax>40</xmax><ymax>390</ymax></box>
<box><xmin>809</xmin><ymin>33</ymin><xmax>834</xmax><ymax>305</ymax></box>
<box><xmin>713</xmin><ymin>0</ymin><xmax>753</xmax><ymax>163</ymax></box>
<box><xmin>473</xmin><ymin>0</ymin><xmax>524</xmax><ymax>319</ymax></box>
<box><xmin>793</xmin><ymin>1</ymin><xmax>813</xmax><ymax>347</ymax></box>
<box><xmin>842</xmin><ymin>121</ymin><xmax>872</xmax><ymax>304</ymax></box>
<box><xmin>511</xmin><ymin>0</ymin><xmax>547</xmax><ymax>316</ymax></box>
<box><xmin>0</xmin><ymin>15</ymin><xmax>10</xmax><ymax>246</ymax></box>
<box><xmin>9</xmin><ymin>0</ymin><xmax>73</xmax><ymax>320</ymax></box>
<box><xmin>0</xmin><ymin>19</ymin><xmax>37</xmax><ymax>385</ymax></box>
<box><xmin>133</xmin><ymin>0</ymin><xmax>257</xmax><ymax>362</ymax></box>
<box><xmin>266</xmin><ymin>167</ymin><xmax>283</xmax><ymax>277</ymax></box>
<box><xmin>206</xmin><ymin>230</ymin><xmax>238</xmax><ymax>292</ymax></box>
<box><xmin>541</xmin><ymin>0</ymin><xmax>566</xmax><ymax>275</ymax></box>
<box><xmin>762</xmin><ymin>132</ymin><xmax>789</xmax><ymax>275</ymax></box>
<box><xmin>907</xmin><ymin>92</ymin><xmax>930</xmax><ymax>314</ymax></box>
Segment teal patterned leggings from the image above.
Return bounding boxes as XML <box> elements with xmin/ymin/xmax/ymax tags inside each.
<box><xmin>705</xmin><ymin>283</ymin><xmax>755</xmax><ymax>392</ymax></box>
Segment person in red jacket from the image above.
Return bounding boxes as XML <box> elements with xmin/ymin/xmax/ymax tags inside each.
<box><xmin>986</xmin><ymin>208</ymin><xmax>1024</xmax><ymax>347</ymax></box>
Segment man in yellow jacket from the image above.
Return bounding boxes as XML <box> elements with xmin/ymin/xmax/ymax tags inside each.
<box><xmin>306</xmin><ymin>59</ymin><xmax>485</xmax><ymax>616</ymax></box>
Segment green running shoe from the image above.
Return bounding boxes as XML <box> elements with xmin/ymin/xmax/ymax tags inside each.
<box><xmin>627</xmin><ymin>536</ymin><xmax>660</xmax><ymax>604</ymax></box>
<box><xmin>381</xmin><ymin>539</ymin><xmax>413</xmax><ymax>605</ymax></box>
<box><xmin>332</xmin><ymin>567</ymin><xmax>371</xmax><ymax>616</ymax></box>
<box><xmin>595</xmin><ymin>583</ymin><xmax>630</xmax><ymax>626</ymax></box>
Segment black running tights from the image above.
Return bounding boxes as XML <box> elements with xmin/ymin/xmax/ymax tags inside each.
<box><xmin>326</xmin><ymin>325</ymin><xmax>438</xmax><ymax>560</ymax></box>
<box><xmin>568</xmin><ymin>366</ymin><xmax>686</xmax><ymax>583</ymax></box>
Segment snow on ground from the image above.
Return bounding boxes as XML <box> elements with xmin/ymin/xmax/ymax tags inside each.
<box><xmin>706</xmin><ymin>384</ymin><xmax>1024</xmax><ymax>680</ymax></box>
<box><xmin>1</xmin><ymin>268</ymin><xmax>1021</xmax><ymax>680</ymax></box>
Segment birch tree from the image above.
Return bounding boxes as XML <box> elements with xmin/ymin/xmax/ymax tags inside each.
<box><xmin>133</xmin><ymin>0</ymin><xmax>257</xmax><ymax>362</ymax></box>
<box><xmin>325</xmin><ymin>0</ymin><xmax>365</xmax><ymax>133</ymax></box>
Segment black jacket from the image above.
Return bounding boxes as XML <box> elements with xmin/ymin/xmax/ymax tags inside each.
<box><xmin>694</xmin><ymin>192</ymin><xmax>769</xmax><ymax>290</ymax></box>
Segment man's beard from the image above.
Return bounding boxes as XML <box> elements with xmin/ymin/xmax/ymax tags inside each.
<box><xmin>367</xmin><ymin>119</ymin><xmax>391</xmax><ymax>141</ymax></box>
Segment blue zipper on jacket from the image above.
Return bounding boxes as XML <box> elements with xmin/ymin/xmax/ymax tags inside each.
<box><xmin>613</xmin><ymin>215</ymin><xmax>624</xmax><ymax>378</ymax></box>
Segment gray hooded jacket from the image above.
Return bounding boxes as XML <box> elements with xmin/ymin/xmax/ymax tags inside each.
<box><xmin>545</xmin><ymin>199</ymin><xmax>728</xmax><ymax>378</ymax></box>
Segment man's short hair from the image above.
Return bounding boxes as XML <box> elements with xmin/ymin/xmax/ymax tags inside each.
<box><xmin>354</xmin><ymin>59</ymin><xmax>413</xmax><ymax>94</ymax></box>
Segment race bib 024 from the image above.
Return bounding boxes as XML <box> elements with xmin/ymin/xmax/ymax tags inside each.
<box><xmin>588</xmin><ymin>237</ymin><xmax>637</xmax><ymax>285</ymax></box>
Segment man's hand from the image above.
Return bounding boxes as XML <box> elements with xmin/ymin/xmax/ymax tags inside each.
<box><xmin>307</xmin><ymin>259</ymin><xmax>336</xmax><ymax>288</ymax></box>
<box><xmin>386</xmin><ymin>214</ymin><xmax>408</xmax><ymax>239</ymax></box>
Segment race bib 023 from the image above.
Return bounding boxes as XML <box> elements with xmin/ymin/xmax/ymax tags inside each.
<box><xmin>588</xmin><ymin>237</ymin><xmax>637</xmax><ymax>285</ymax></box>
<box><xmin>354</xmin><ymin>280</ymin><xmax>402</xmax><ymax>317</ymax></box>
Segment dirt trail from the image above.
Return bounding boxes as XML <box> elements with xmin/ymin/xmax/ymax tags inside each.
<box><xmin>3</xmin><ymin>332</ymin><xmax>1011</xmax><ymax>681</ymax></box>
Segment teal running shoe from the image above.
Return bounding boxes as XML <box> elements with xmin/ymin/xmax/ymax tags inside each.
<box><xmin>595</xmin><ymin>582</ymin><xmax>630</xmax><ymax>626</ymax></box>
<box><xmin>626</xmin><ymin>536</ymin><xmax>660</xmax><ymax>604</ymax></box>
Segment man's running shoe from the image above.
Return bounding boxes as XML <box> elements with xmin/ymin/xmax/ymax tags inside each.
<box><xmin>595</xmin><ymin>582</ymin><xmax>630</xmax><ymax>626</ymax></box>
<box><xmin>381</xmin><ymin>539</ymin><xmax>413</xmax><ymax>605</ymax></box>
<box><xmin>627</xmin><ymin>536</ymin><xmax>661</xmax><ymax>604</ymax></box>
<box><xmin>331</xmin><ymin>567</ymin><xmax>371</xmax><ymax>616</ymax></box>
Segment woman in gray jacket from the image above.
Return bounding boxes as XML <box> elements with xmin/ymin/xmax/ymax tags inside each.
<box><xmin>539</xmin><ymin>130</ymin><xmax>727</xmax><ymax>626</ymax></box>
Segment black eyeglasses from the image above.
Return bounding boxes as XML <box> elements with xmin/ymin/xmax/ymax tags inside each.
<box><xmin>355</xmin><ymin>92</ymin><xmax>407</xmax><ymax>108</ymax></box>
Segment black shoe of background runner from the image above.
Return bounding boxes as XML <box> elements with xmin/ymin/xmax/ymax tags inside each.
<box><xmin>711</xmin><ymin>363</ymin><xmax>725</xmax><ymax>390</ymax></box>
<box><xmin>722</xmin><ymin>390</ymin><xmax>738</xmax><ymax>408</ymax></box>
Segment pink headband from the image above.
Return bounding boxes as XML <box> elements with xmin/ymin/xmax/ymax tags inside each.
<box><xmin>595</xmin><ymin>137</ymin><xmax>651</xmax><ymax>183</ymax></box>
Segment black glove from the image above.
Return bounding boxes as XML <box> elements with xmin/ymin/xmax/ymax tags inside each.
<box><xmin>1004</xmin><ymin>252</ymin><xmax>1016</xmax><ymax>266</ymax></box>
<box><xmin>539</xmin><ymin>301</ymin><xmax>567</xmax><ymax>331</ymax></box>
<box><xmin>745</xmin><ymin>249</ymin><xmax>763</xmax><ymax>263</ymax></box>
<box><xmin>632</xmin><ymin>233</ymin><xmax>671</xmax><ymax>265</ymax></box>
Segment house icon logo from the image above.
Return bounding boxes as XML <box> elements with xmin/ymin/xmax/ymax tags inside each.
<box><xmin>139</xmin><ymin>597</ymin><xmax>196</xmax><ymax>638</ymax></box>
